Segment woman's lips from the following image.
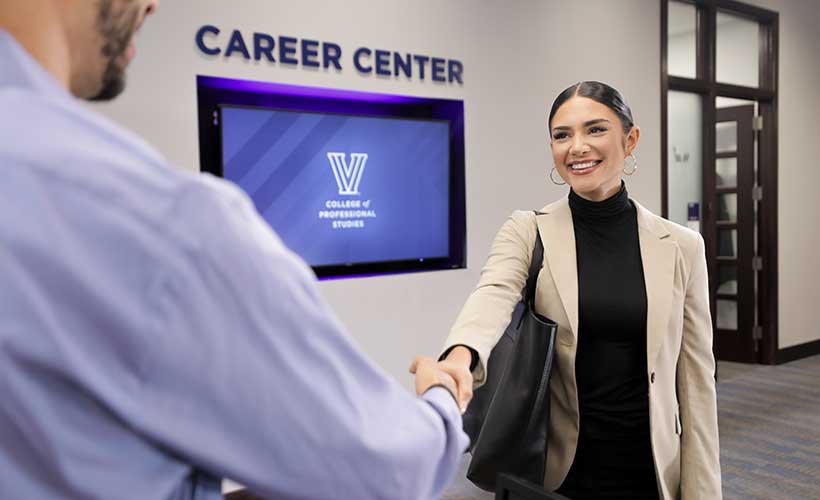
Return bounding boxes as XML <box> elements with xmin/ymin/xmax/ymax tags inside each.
<box><xmin>568</xmin><ymin>160</ymin><xmax>601</xmax><ymax>175</ymax></box>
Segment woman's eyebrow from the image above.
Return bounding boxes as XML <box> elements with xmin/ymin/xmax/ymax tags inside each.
<box><xmin>552</xmin><ymin>118</ymin><xmax>613</xmax><ymax>131</ymax></box>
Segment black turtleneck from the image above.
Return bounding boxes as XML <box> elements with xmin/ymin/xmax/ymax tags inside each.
<box><xmin>556</xmin><ymin>182</ymin><xmax>659</xmax><ymax>499</ymax></box>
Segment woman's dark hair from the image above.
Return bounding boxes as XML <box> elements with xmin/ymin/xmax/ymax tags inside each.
<box><xmin>548</xmin><ymin>81</ymin><xmax>635</xmax><ymax>134</ymax></box>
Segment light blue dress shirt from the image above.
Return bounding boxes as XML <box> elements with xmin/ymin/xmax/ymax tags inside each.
<box><xmin>0</xmin><ymin>30</ymin><xmax>468</xmax><ymax>500</ymax></box>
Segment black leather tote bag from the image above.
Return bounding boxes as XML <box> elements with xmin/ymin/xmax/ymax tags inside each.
<box><xmin>462</xmin><ymin>219</ymin><xmax>558</xmax><ymax>492</ymax></box>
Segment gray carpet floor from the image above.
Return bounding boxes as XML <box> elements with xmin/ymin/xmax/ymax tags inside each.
<box><xmin>442</xmin><ymin>355</ymin><xmax>820</xmax><ymax>500</ymax></box>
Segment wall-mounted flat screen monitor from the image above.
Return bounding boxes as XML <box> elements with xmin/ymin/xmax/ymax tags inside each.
<box><xmin>197</xmin><ymin>76</ymin><xmax>465</xmax><ymax>279</ymax></box>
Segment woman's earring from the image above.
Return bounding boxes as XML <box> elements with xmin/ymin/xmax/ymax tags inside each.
<box><xmin>623</xmin><ymin>154</ymin><xmax>638</xmax><ymax>176</ymax></box>
<box><xmin>550</xmin><ymin>167</ymin><xmax>567</xmax><ymax>185</ymax></box>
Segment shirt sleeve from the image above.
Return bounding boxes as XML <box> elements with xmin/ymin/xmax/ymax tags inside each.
<box><xmin>677</xmin><ymin>233</ymin><xmax>722</xmax><ymax>499</ymax></box>
<box><xmin>438</xmin><ymin>344</ymin><xmax>479</xmax><ymax>372</ymax></box>
<box><xmin>440</xmin><ymin>210</ymin><xmax>536</xmax><ymax>387</ymax></box>
<box><xmin>124</xmin><ymin>177</ymin><xmax>469</xmax><ymax>499</ymax></box>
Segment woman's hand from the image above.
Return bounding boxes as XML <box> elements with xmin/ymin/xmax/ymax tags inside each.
<box><xmin>443</xmin><ymin>346</ymin><xmax>475</xmax><ymax>406</ymax></box>
<box><xmin>409</xmin><ymin>355</ymin><xmax>473</xmax><ymax>412</ymax></box>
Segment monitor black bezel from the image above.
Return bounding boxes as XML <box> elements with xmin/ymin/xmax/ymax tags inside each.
<box><xmin>197</xmin><ymin>75</ymin><xmax>466</xmax><ymax>279</ymax></box>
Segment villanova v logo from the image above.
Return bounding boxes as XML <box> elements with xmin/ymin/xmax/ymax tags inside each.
<box><xmin>327</xmin><ymin>152</ymin><xmax>367</xmax><ymax>196</ymax></box>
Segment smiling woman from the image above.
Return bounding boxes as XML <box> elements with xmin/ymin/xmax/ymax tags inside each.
<box><xmin>438</xmin><ymin>82</ymin><xmax>722</xmax><ymax>499</ymax></box>
<box><xmin>548</xmin><ymin>82</ymin><xmax>641</xmax><ymax>201</ymax></box>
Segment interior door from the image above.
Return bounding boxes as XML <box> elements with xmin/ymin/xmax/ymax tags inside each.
<box><xmin>711</xmin><ymin>105</ymin><xmax>757</xmax><ymax>362</ymax></box>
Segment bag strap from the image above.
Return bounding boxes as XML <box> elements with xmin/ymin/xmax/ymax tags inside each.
<box><xmin>524</xmin><ymin>211</ymin><xmax>544</xmax><ymax>307</ymax></box>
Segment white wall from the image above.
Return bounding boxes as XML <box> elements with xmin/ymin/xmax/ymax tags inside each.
<box><xmin>94</xmin><ymin>0</ymin><xmax>661</xmax><ymax>386</ymax></box>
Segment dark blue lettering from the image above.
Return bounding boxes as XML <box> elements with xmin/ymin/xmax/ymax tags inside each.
<box><xmin>394</xmin><ymin>53</ymin><xmax>412</xmax><ymax>78</ymax></box>
<box><xmin>301</xmin><ymin>39</ymin><xmax>320</xmax><ymax>67</ymax></box>
<box><xmin>253</xmin><ymin>33</ymin><xmax>275</xmax><ymax>62</ymax></box>
<box><xmin>196</xmin><ymin>25</ymin><xmax>221</xmax><ymax>56</ymax></box>
<box><xmin>354</xmin><ymin>47</ymin><xmax>372</xmax><ymax>73</ymax></box>
<box><xmin>279</xmin><ymin>36</ymin><xmax>298</xmax><ymax>65</ymax></box>
<box><xmin>374</xmin><ymin>50</ymin><xmax>391</xmax><ymax>76</ymax></box>
<box><xmin>323</xmin><ymin>42</ymin><xmax>342</xmax><ymax>70</ymax></box>
<box><xmin>225</xmin><ymin>30</ymin><xmax>250</xmax><ymax>59</ymax></box>
<box><xmin>448</xmin><ymin>59</ymin><xmax>464</xmax><ymax>84</ymax></box>
<box><xmin>431</xmin><ymin>58</ymin><xmax>446</xmax><ymax>82</ymax></box>
<box><xmin>413</xmin><ymin>54</ymin><xmax>430</xmax><ymax>80</ymax></box>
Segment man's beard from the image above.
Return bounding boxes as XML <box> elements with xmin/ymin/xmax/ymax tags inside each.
<box><xmin>88</xmin><ymin>0</ymin><xmax>140</xmax><ymax>102</ymax></box>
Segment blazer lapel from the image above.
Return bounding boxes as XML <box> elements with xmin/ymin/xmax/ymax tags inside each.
<box><xmin>633</xmin><ymin>200</ymin><xmax>678</xmax><ymax>371</ymax></box>
<box><xmin>536</xmin><ymin>198</ymin><xmax>579</xmax><ymax>343</ymax></box>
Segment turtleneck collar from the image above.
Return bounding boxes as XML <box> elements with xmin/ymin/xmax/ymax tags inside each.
<box><xmin>568</xmin><ymin>181</ymin><xmax>631</xmax><ymax>222</ymax></box>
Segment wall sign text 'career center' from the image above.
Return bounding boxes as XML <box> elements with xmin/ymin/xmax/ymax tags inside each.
<box><xmin>195</xmin><ymin>25</ymin><xmax>464</xmax><ymax>84</ymax></box>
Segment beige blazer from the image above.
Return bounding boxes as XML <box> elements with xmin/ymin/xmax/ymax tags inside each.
<box><xmin>443</xmin><ymin>196</ymin><xmax>722</xmax><ymax>499</ymax></box>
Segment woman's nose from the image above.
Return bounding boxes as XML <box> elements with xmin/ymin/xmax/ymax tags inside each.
<box><xmin>569</xmin><ymin>136</ymin><xmax>590</xmax><ymax>155</ymax></box>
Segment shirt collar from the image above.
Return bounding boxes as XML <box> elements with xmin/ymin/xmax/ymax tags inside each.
<box><xmin>0</xmin><ymin>29</ymin><xmax>72</xmax><ymax>99</ymax></box>
<box><xmin>568</xmin><ymin>180</ymin><xmax>631</xmax><ymax>222</ymax></box>
<box><xmin>0</xmin><ymin>29</ymin><xmax>170</xmax><ymax>170</ymax></box>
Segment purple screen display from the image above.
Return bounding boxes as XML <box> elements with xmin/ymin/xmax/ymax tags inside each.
<box><xmin>220</xmin><ymin>105</ymin><xmax>450</xmax><ymax>267</ymax></box>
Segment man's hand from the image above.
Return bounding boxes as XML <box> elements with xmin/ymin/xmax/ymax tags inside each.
<box><xmin>409</xmin><ymin>355</ymin><xmax>473</xmax><ymax>412</ymax></box>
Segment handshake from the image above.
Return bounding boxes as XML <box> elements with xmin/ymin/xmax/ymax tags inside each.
<box><xmin>409</xmin><ymin>346</ymin><xmax>475</xmax><ymax>413</ymax></box>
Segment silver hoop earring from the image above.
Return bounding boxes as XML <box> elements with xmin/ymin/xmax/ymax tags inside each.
<box><xmin>623</xmin><ymin>154</ymin><xmax>638</xmax><ymax>176</ymax></box>
<box><xmin>550</xmin><ymin>167</ymin><xmax>567</xmax><ymax>186</ymax></box>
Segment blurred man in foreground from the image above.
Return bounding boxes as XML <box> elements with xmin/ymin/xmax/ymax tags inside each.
<box><xmin>0</xmin><ymin>1</ymin><xmax>472</xmax><ymax>498</ymax></box>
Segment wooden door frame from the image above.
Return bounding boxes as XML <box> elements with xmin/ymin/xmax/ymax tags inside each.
<box><xmin>661</xmin><ymin>0</ymin><xmax>781</xmax><ymax>364</ymax></box>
